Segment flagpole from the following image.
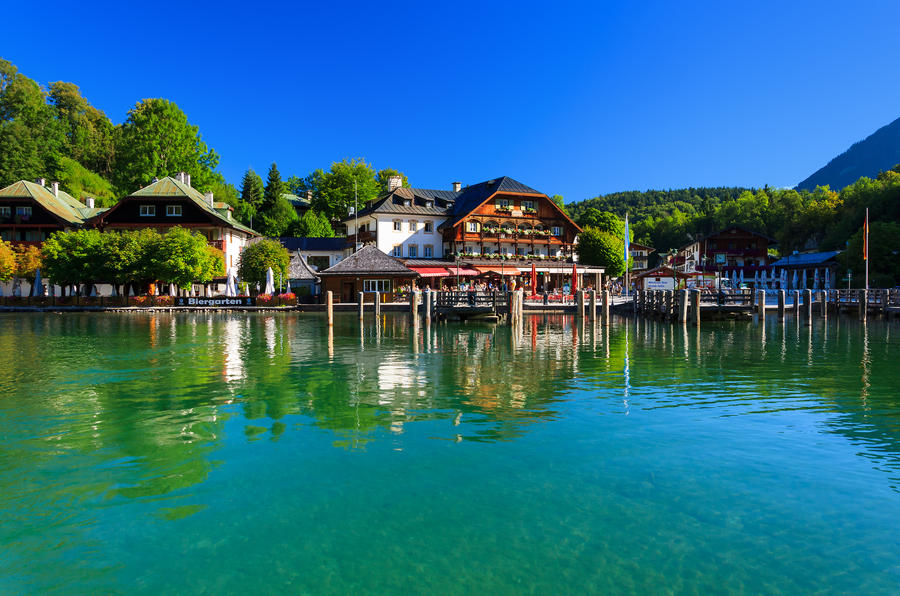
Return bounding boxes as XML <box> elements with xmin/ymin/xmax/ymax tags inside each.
<box><xmin>624</xmin><ymin>213</ymin><xmax>630</xmax><ymax>297</ymax></box>
<box><xmin>865</xmin><ymin>207</ymin><xmax>869</xmax><ymax>291</ymax></box>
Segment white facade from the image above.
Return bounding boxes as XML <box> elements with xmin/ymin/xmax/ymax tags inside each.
<box><xmin>347</xmin><ymin>213</ymin><xmax>447</xmax><ymax>259</ymax></box>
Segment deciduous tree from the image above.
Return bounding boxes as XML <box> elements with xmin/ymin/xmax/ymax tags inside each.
<box><xmin>237</xmin><ymin>239</ymin><xmax>290</xmax><ymax>289</ymax></box>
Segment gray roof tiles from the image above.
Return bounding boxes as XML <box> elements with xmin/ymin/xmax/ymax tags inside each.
<box><xmin>319</xmin><ymin>245</ymin><xmax>415</xmax><ymax>275</ymax></box>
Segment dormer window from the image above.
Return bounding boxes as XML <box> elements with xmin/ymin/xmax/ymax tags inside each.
<box><xmin>140</xmin><ymin>205</ymin><xmax>156</xmax><ymax>217</ymax></box>
<box><xmin>166</xmin><ymin>205</ymin><xmax>182</xmax><ymax>217</ymax></box>
<box><xmin>425</xmin><ymin>200</ymin><xmax>433</xmax><ymax>208</ymax></box>
<box><xmin>403</xmin><ymin>199</ymin><xmax>412</xmax><ymax>207</ymax></box>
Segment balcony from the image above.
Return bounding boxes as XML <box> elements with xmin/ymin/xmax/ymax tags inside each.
<box><xmin>346</xmin><ymin>231</ymin><xmax>376</xmax><ymax>246</ymax></box>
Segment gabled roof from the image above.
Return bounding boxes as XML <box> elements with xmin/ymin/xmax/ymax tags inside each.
<box><xmin>0</xmin><ymin>180</ymin><xmax>103</xmax><ymax>225</ymax></box>
<box><xmin>629</xmin><ymin>242</ymin><xmax>656</xmax><ymax>252</ymax></box>
<box><xmin>770</xmin><ymin>250</ymin><xmax>841</xmax><ymax>267</ymax></box>
<box><xmin>288</xmin><ymin>253</ymin><xmax>320</xmax><ymax>280</ymax></box>
<box><xmin>703</xmin><ymin>225</ymin><xmax>776</xmax><ymax>243</ymax></box>
<box><xmin>99</xmin><ymin>176</ymin><xmax>258</xmax><ymax>235</ymax></box>
<box><xmin>283</xmin><ymin>193</ymin><xmax>310</xmax><ymax>208</ymax></box>
<box><xmin>319</xmin><ymin>245</ymin><xmax>415</xmax><ymax>276</ymax></box>
<box><xmin>279</xmin><ymin>237</ymin><xmax>346</xmax><ymax>252</ymax></box>
<box><xmin>343</xmin><ymin>187</ymin><xmax>451</xmax><ymax>222</ymax></box>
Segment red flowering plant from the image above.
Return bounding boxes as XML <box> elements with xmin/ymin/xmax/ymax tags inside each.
<box><xmin>130</xmin><ymin>295</ymin><xmax>150</xmax><ymax>306</ymax></box>
<box><xmin>256</xmin><ymin>294</ymin><xmax>273</xmax><ymax>305</ymax></box>
<box><xmin>276</xmin><ymin>292</ymin><xmax>297</xmax><ymax>306</ymax></box>
<box><xmin>153</xmin><ymin>295</ymin><xmax>174</xmax><ymax>307</ymax></box>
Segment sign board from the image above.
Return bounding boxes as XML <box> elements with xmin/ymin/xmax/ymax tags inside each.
<box><xmin>175</xmin><ymin>297</ymin><xmax>256</xmax><ymax>307</ymax></box>
<box><xmin>645</xmin><ymin>277</ymin><xmax>675</xmax><ymax>290</ymax></box>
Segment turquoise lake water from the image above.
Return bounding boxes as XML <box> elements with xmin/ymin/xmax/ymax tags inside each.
<box><xmin>1</xmin><ymin>312</ymin><xmax>899</xmax><ymax>594</ymax></box>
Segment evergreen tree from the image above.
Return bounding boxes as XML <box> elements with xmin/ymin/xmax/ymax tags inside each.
<box><xmin>240</xmin><ymin>168</ymin><xmax>264</xmax><ymax>208</ymax></box>
<box><xmin>256</xmin><ymin>163</ymin><xmax>297</xmax><ymax>237</ymax></box>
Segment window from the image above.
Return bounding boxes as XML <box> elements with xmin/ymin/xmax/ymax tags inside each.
<box><xmin>423</xmin><ymin>244</ymin><xmax>433</xmax><ymax>258</ymax></box>
<box><xmin>408</xmin><ymin>244</ymin><xmax>418</xmax><ymax>258</ymax></box>
<box><xmin>166</xmin><ymin>205</ymin><xmax>182</xmax><ymax>216</ymax></box>
<box><xmin>16</xmin><ymin>206</ymin><xmax>32</xmax><ymax>218</ymax></box>
<box><xmin>552</xmin><ymin>226</ymin><xmax>562</xmax><ymax>236</ymax></box>
<box><xmin>521</xmin><ymin>200</ymin><xmax>535</xmax><ymax>211</ymax></box>
<box><xmin>392</xmin><ymin>245</ymin><xmax>402</xmax><ymax>257</ymax></box>
<box><xmin>363</xmin><ymin>279</ymin><xmax>392</xmax><ymax>293</ymax></box>
<box><xmin>140</xmin><ymin>205</ymin><xmax>156</xmax><ymax>217</ymax></box>
<box><xmin>495</xmin><ymin>198</ymin><xmax>510</xmax><ymax>209</ymax></box>
<box><xmin>425</xmin><ymin>200</ymin><xmax>434</xmax><ymax>208</ymax></box>
<box><xmin>424</xmin><ymin>221</ymin><xmax>433</xmax><ymax>233</ymax></box>
<box><xmin>0</xmin><ymin>207</ymin><xmax>9</xmax><ymax>218</ymax></box>
<box><xmin>467</xmin><ymin>221</ymin><xmax>479</xmax><ymax>233</ymax></box>
<box><xmin>393</xmin><ymin>220</ymin><xmax>402</xmax><ymax>231</ymax></box>
<box><xmin>409</xmin><ymin>220</ymin><xmax>418</xmax><ymax>233</ymax></box>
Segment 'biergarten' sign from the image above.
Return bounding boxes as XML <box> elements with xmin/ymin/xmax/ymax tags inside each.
<box><xmin>175</xmin><ymin>297</ymin><xmax>256</xmax><ymax>307</ymax></box>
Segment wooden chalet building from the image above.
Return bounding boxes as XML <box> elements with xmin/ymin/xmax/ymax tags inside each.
<box><xmin>0</xmin><ymin>178</ymin><xmax>104</xmax><ymax>246</ymax></box>
<box><xmin>318</xmin><ymin>244</ymin><xmax>416</xmax><ymax>303</ymax></box>
<box><xmin>91</xmin><ymin>173</ymin><xmax>258</xmax><ymax>270</ymax></box>
<box><xmin>677</xmin><ymin>226</ymin><xmax>775</xmax><ymax>277</ymax></box>
<box><xmin>629</xmin><ymin>242</ymin><xmax>655</xmax><ymax>272</ymax></box>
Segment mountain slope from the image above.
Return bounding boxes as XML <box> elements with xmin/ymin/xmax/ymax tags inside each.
<box><xmin>797</xmin><ymin>116</ymin><xmax>900</xmax><ymax>191</ymax></box>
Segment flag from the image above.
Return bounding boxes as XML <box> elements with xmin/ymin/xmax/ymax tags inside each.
<box><xmin>531</xmin><ymin>262</ymin><xmax>537</xmax><ymax>297</ymax></box>
<box><xmin>571</xmin><ymin>262</ymin><xmax>578</xmax><ymax>296</ymax></box>
<box><xmin>863</xmin><ymin>210</ymin><xmax>869</xmax><ymax>261</ymax></box>
<box><xmin>623</xmin><ymin>213</ymin><xmax>630</xmax><ymax>267</ymax></box>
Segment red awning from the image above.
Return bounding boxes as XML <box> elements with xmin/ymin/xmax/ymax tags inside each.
<box><xmin>446</xmin><ymin>267</ymin><xmax>480</xmax><ymax>276</ymax></box>
<box><xmin>410</xmin><ymin>267</ymin><xmax>450</xmax><ymax>278</ymax></box>
<box><xmin>474</xmin><ymin>265</ymin><xmax>521</xmax><ymax>276</ymax></box>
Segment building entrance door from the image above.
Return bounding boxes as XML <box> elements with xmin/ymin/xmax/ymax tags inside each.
<box><xmin>342</xmin><ymin>282</ymin><xmax>355</xmax><ymax>303</ymax></box>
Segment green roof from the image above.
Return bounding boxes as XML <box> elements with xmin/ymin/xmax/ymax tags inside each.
<box><xmin>125</xmin><ymin>177</ymin><xmax>259</xmax><ymax>236</ymax></box>
<box><xmin>0</xmin><ymin>180</ymin><xmax>105</xmax><ymax>226</ymax></box>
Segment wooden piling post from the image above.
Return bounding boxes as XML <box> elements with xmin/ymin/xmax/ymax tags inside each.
<box><xmin>358</xmin><ymin>291</ymin><xmax>365</xmax><ymax>321</ymax></box>
<box><xmin>678</xmin><ymin>289</ymin><xmax>688</xmax><ymax>323</ymax></box>
<box><xmin>576</xmin><ymin>289</ymin><xmax>585</xmax><ymax>319</ymax></box>
<box><xmin>374</xmin><ymin>291</ymin><xmax>381</xmax><ymax>318</ymax></box>
<box><xmin>793</xmin><ymin>290</ymin><xmax>800</xmax><ymax>318</ymax></box>
<box><xmin>777</xmin><ymin>290</ymin><xmax>785</xmax><ymax>320</ymax></box>
<box><xmin>326</xmin><ymin>290</ymin><xmax>333</xmax><ymax>326</ymax></box>
<box><xmin>692</xmin><ymin>289</ymin><xmax>701</xmax><ymax>326</ymax></box>
<box><xmin>757</xmin><ymin>290</ymin><xmax>766</xmax><ymax>318</ymax></box>
<box><xmin>819</xmin><ymin>290</ymin><xmax>827</xmax><ymax>319</ymax></box>
<box><xmin>859</xmin><ymin>289</ymin><xmax>867</xmax><ymax>322</ymax></box>
<box><xmin>589</xmin><ymin>289</ymin><xmax>597</xmax><ymax>319</ymax></box>
<box><xmin>602</xmin><ymin>290</ymin><xmax>610</xmax><ymax>325</ymax></box>
<box><xmin>803</xmin><ymin>289</ymin><xmax>812</xmax><ymax>324</ymax></box>
<box><xmin>425</xmin><ymin>289</ymin><xmax>432</xmax><ymax>322</ymax></box>
<box><xmin>410</xmin><ymin>290</ymin><xmax>419</xmax><ymax>324</ymax></box>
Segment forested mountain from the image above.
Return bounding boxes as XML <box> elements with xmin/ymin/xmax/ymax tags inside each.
<box><xmin>567</xmin><ymin>168</ymin><xmax>900</xmax><ymax>286</ymax></box>
<box><xmin>797</xmin><ymin>116</ymin><xmax>900</xmax><ymax>191</ymax></box>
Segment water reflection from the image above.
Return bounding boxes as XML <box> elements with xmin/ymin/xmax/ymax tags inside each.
<box><xmin>1</xmin><ymin>312</ymin><xmax>900</xmax><ymax>590</ymax></box>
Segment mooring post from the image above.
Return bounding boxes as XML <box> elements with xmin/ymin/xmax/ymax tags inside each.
<box><xmin>425</xmin><ymin>289</ymin><xmax>432</xmax><ymax>322</ymax></box>
<box><xmin>777</xmin><ymin>290</ymin><xmax>785</xmax><ymax>320</ymax></box>
<box><xmin>757</xmin><ymin>289</ymin><xmax>766</xmax><ymax>318</ymax></box>
<box><xmin>576</xmin><ymin>290</ymin><xmax>584</xmax><ymax>319</ymax></box>
<box><xmin>859</xmin><ymin>289</ymin><xmax>867</xmax><ymax>322</ymax></box>
<box><xmin>692</xmin><ymin>289</ymin><xmax>701</xmax><ymax>326</ymax></box>
<box><xmin>793</xmin><ymin>290</ymin><xmax>800</xmax><ymax>318</ymax></box>
<box><xmin>519</xmin><ymin>289</ymin><xmax>525</xmax><ymax>322</ymax></box>
<box><xmin>678</xmin><ymin>289</ymin><xmax>688</xmax><ymax>323</ymax></box>
<box><xmin>803</xmin><ymin>289</ymin><xmax>812</xmax><ymax>324</ymax></box>
<box><xmin>410</xmin><ymin>290</ymin><xmax>419</xmax><ymax>324</ymax></box>
<box><xmin>326</xmin><ymin>290</ymin><xmax>334</xmax><ymax>326</ymax></box>
<box><xmin>600</xmin><ymin>290</ymin><xmax>610</xmax><ymax>325</ymax></box>
<box><xmin>374</xmin><ymin>291</ymin><xmax>381</xmax><ymax>318</ymax></box>
<box><xmin>358</xmin><ymin>291</ymin><xmax>364</xmax><ymax>321</ymax></box>
<box><xmin>589</xmin><ymin>289</ymin><xmax>597</xmax><ymax>319</ymax></box>
<box><xmin>819</xmin><ymin>290</ymin><xmax>827</xmax><ymax>319</ymax></box>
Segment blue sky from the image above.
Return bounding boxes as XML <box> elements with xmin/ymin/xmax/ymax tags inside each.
<box><xmin>5</xmin><ymin>0</ymin><xmax>900</xmax><ymax>201</ymax></box>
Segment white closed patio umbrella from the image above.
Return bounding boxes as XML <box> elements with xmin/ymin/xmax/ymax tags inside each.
<box><xmin>801</xmin><ymin>269</ymin><xmax>807</xmax><ymax>289</ymax></box>
<box><xmin>225</xmin><ymin>268</ymin><xmax>236</xmax><ymax>297</ymax></box>
<box><xmin>824</xmin><ymin>268</ymin><xmax>831</xmax><ymax>290</ymax></box>
<box><xmin>739</xmin><ymin>269</ymin><xmax>745</xmax><ymax>287</ymax></box>
<box><xmin>781</xmin><ymin>269</ymin><xmax>787</xmax><ymax>289</ymax></box>
<box><xmin>169</xmin><ymin>283</ymin><xmax>177</xmax><ymax>297</ymax></box>
<box><xmin>264</xmin><ymin>267</ymin><xmax>275</xmax><ymax>295</ymax></box>
<box><xmin>813</xmin><ymin>269</ymin><xmax>820</xmax><ymax>290</ymax></box>
<box><xmin>760</xmin><ymin>269</ymin><xmax>767</xmax><ymax>290</ymax></box>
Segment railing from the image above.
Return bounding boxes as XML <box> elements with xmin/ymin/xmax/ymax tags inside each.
<box><xmin>436</xmin><ymin>291</ymin><xmax>509</xmax><ymax>309</ymax></box>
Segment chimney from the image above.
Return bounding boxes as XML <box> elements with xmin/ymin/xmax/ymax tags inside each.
<box><xmin>186</xmin><ymin>173</ymin><xmax>191</xmax><ymax>187</ymax></box>
<box><xmin>36</xmin><ymin>177</ymin><xmax>46</xmax><ymax>187</ymax></box>
<box><xmin>85</xmin><ymin>197</ymin><xmax>95</xmax><ymax>209</ymax></box>
<box><xmin>176</xmin><ymin>172</ymin><xmax>186</xmax><ymax>184</ymax></box>
<box><xmin>452</xmin><ymin>181</ymin><xmax>462</xmax><ymax>192</ymax></box>
<box><xmin>306</xmin><ymin>190</ymin><xmax>313</xmax><ymax>200</ymax></box>
<box><xmin>387</xmin><ymin>176</ymin><xmax>402</xmax><ymax>192</ymax></box>
<box><xmin>51</xmin><ymin>181</ymin><xmax>59</xmax><ymax>197</ymax></box>
<box><xmin>152</xmin><ymin>177</ymin><xmax>159</xmax><ymax>183</ymax></box>
<box><xmin>205</xmin><ymin>191</ymin><xmax>214</xmax><ymax>207</ymax></box>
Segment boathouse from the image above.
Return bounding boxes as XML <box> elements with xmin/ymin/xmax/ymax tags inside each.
<box><xmin>317</xmin><ymin>244</ymin><xmax>417</xmax><ymax>303</ymax></box>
